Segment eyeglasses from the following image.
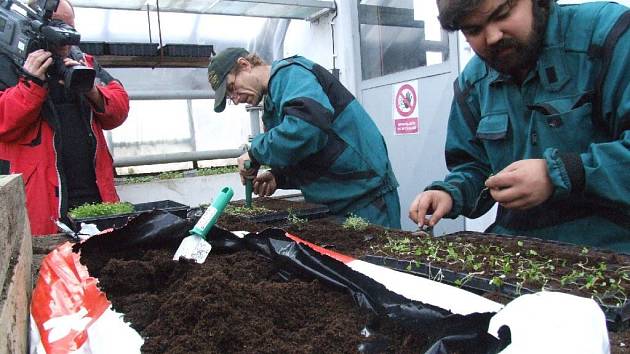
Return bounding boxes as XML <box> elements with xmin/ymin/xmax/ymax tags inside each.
<box><xmin>226</xmin><ymin>71</ymin><xmax>240</xmax><ymax>103</ymax></box>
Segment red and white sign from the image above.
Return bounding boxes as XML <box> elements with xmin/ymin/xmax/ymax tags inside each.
<box><xmin>394</xmin><ymin>118</ymin><xmax>419</xmax><ymax>134</ymax></box>
<box><xmin>392</xmin><ymin>81</ymin><xmax>420</xmax><ymax>135</ymax></box>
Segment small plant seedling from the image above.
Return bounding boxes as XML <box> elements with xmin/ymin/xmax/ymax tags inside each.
<box><xmin>287</xmin><ymin>208</ymin><xmax>307</xmax><ymax>230</ymax></box>
<box><xmin>224</xmin><ymin>204</ymin><xmax>269</xmax><ymax>216</ymax></box>
<box><xmin>342</xmin><ymin>214</ymin><xmax>369</xmax><ymax>231</ymax></box>
<box><xmin>69</xmin><ymin>202</ymin><xmax>135</xmax><ymax>219</ymax></box>
<box><xmin>370</xmin><ymin>233</ymin><xmax>630</xmax><ymax>307</ymax></box>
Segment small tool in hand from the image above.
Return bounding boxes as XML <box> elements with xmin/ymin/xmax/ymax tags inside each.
<box><xmin>244</xmin><ymin>160</ymin><xmax>254</xmax><ymax>208</ymax></box>
<box><xmin>173</xmin><ymin>186</ymin><xmax>234</xmax><ymax>263</ymax></box>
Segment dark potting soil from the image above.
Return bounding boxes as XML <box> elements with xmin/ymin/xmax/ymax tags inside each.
<box><xmin>78</xmin><ymin>225</ymin><xmax>430</xmax><ymax>352</ymax></box>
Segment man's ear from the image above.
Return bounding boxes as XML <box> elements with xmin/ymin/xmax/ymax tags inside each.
<box><xmin>237</xmin><ymin>57</ymin><xmax>251</xmax><ymax>71</ymax></box>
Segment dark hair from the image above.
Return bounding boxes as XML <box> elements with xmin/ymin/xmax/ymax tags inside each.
<box><xmin>437</xmin><ymin>0</ymin><xmax>553</xmax><ymax>32</ymax></box>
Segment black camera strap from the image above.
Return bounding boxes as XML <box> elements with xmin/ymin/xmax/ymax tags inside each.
<box><xmin>17</xmin><ymin>66</ymin><xmax>47</xmax><ymax>87</ymax></box>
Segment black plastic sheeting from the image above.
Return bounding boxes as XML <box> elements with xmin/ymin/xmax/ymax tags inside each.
<box><xmin>75</xmin><ymin>210</ymin><xmax>511</xmax><ymax>353</ymax></box>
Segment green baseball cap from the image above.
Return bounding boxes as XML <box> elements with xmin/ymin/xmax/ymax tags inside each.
<box><xmin>208</xmin><ymin>47</ymin><xmax>249</xmax><ymax>113</ymax></box>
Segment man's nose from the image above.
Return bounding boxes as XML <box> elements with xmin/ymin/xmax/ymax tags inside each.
<box><xmin>484</xmin><ymin>23</ymin><xmax>504</xmax><ymax>47</ymax></box>
<box><xmin>229</xmin><ymin>92</ymin><xmax>241</xmax><ymax>105</ymax></box>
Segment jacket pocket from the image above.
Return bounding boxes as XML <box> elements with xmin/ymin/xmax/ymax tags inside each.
<box><xmin>476</xmin><ymin>113</ymin><xmax>509</xmax><ymax>140</ymax></box>
<box><xmin>476</xmin><ymin>113</ymin><xmax>511</xmax><ymax>169</ymax></box>
<box><xmin>529</xmin><ymin>92</ymin><xmax>595</xmax><ymax>152</ymax></box>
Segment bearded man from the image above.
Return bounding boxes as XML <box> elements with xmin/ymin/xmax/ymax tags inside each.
<box><xmin>409</xmin><ymin>0</ymin><xmax>630</xmax><ymax>252</ymax></box>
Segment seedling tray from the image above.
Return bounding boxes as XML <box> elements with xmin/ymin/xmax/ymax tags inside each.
<box><xmin>108</xmin><ymin>42</ymin><xmax>158</xmax><ymax>56</ymax></box>
<box><xmin>227</xmin><ymin>196</ymin><xmax>329</xmax><ymax>223</ymax></box>
<box><xmin>79</xmin><ymin>41</ymin><xmax>108</xmax><ymax>56</ymax></box>
<box><xmin>160</xmin><ymin>44</ymin><xmax>215</xmax><ymax>57</ymax></box>
<box><xmin>246</xmin><ymin>204</ymin><xmax>329</xmax><ymax>223</ymax></box>
<box><xmin>69</xmin><ymin>200</ymin><xmax>189</xmax><ymax>231</ymax></box>
<box><xmin>362</xmin><ymin>254</ymin><xmax>630</xmax><ymax>331</ymax></box>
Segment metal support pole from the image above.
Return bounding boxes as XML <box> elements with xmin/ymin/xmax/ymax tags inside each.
<box><xmin>245</xmin><ymin>104</ymin><xmax>263</xmax><ymax>141</ymax></box>
<box><xmin>113</xmin><ymin>147</ymin><xmax>246</xmax><ymax>168</ymax></box>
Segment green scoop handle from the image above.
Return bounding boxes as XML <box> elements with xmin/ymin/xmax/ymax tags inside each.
<box><xmin>189</xmin><ymin>186</ymin><xmax>234</xmax><ymax>239</ymax></box>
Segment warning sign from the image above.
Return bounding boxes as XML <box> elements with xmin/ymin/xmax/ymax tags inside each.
<box><xmin>392</xmin><ymin>81</ymin><xmax>420</xmax><ymax>135</ymax></box>
<box><xmin>395</xmin><ymin>84</ymin><xmax>417</xmax><ymax>117</ymax></box>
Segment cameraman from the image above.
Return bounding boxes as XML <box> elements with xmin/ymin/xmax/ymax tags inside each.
<box><xmin>0</xmin><ymin>0</ymin><xmax>130</xmax><ymax>235</ymax></box>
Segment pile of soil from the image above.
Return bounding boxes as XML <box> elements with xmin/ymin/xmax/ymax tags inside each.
<box><xmin>78</xmin><ymin>209</ymin><xmax>430</xmax><ymax>353</ymax></box>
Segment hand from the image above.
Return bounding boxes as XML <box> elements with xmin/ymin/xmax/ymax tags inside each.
<box><xmin>58</xmin><ymin>57</ymin><xmax>105</xmax><ymax>109</ymax></box>
<box><xmin>23</xmin><ymin>49</ymin><xmax>53</xmax><ymax>81</ymax></box>
<box><xmin>485</xmin><ymin>159</ymin><xmax>553</xmax><ymax>209</ymax></box>
<box><xmin>84</xmin><ymin>85</ymin><xmax>104</xmax><ymax>111</ymax></box>
<box><xmin>57</xmin><ymin>57</ymin><xmax>82</xmax><ymax>86</ymax></box>
<box><xmin>408</xmin><ymin>190</ymin><xmax>453</xmax><ymax>228</ymax></box>
<box><xmin>253</xmin><ymin>171</ymin><xmax>277</xmax><ymax>197</ymax></box>
<box><xmin>237</xmin><ymin>151</ymin><xmax>258</xmax><ymax>185</ymax></box>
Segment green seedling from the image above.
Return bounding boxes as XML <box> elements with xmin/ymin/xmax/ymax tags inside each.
<box><xmin>342</xmin><ymin>214</ymin><xmax>369</xmax><ymax>231</ymax></box>
<box><xmin>69</xmin><ymin>202</ymin><xmax>134</xmax><ymax>219</ymax></box>
<box><xmin>224</xmin><ymin>204</ymin><xmax>269</xmax><ymax>216</ymax></box>
<box><xmin>370</xmin><ymin>232</ymin><xmax>630</xmax><ymax>307</ymax></box>
<box><xmin>287</xmin><ymin>208</ymin><xmax>307</xmax><ymax>230</ymax></box>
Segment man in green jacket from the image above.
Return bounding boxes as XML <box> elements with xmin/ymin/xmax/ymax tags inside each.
<box><xmin>208</xmin><ymin>48</ymin><xmax>401</xmax><ymax>228</ymax></box>
<box><xmin>409</xmin><ymin>0</ymin><xmax>630</xmax><ymax>252</ymax></box>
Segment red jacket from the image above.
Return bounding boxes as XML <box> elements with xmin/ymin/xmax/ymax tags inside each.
<box><xmin>0</xmin><ymin>53</ymin><xmax>129</xmax><ymax>235</ymax></box>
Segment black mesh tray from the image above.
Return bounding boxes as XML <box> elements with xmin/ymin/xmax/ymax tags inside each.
<box><xmin>244</xmin><ymin>204</ymin><xmax>329</xmax><ymax>223</ymax></box>
<box><xmin>108</xmin><ymin>42</ymin><xmax>158</xmax><ymax>56</ymax></box>
<box><xmin>224</xmin><ymin>195</ymin><xmax>329</xmax><ymax>224</ymax></box>
<box><xmin>79</xmin><ymin>41</ymin><xmax>108</xmax><ymax>56</ymax></box>
<box><xmin>362</xmin><ymin>254</ymin><xmax>630</xmax><ymax>332</ymax></box>
<box><xmin>160</xmin><ymin>44</ymin><xmax>215</xmax><ymax>57</ymax></box>
<box><xmin>69</xmin><ymin>200</ymin><xmax>189</xmax><ymax>231</ymax></box>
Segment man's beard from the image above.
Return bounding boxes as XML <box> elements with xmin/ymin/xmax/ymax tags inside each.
<box><xmin>481</xmin><ymin>1</ymin><xmax>547</xmax><ymax>77</ymax></box>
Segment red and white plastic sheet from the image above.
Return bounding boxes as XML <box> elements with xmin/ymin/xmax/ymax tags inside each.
<box><xmin>30</xmin><ymin>242</ymin><xmax>143</xmax><ymax>353</ymax></box>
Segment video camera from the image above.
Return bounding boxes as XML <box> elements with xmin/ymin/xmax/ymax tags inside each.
<box><xmin>0</xmin><ymin>0</ymin><xmax>95</xmax><ymax>92</ymax></box>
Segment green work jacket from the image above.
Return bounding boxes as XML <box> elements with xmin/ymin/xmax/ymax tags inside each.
<box><xmin>250</xmin><ymin>56</ymin><xmax>401</xmax><ymax>228</ymax></box>
<box><xmin>428</xmin><ymin>2</ymin><xmax>630</xmax><ymax>252</ymax></box>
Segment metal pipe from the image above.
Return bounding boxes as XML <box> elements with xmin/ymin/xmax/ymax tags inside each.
<box><xmin>113</xmin><ymin>147</ymin><xmax>246</xmax><ymax>168</ymax></box>
<box><xmin>129</xmin><ymin>90</ymin><xmax>212</xmax><ymax>100</ymax></box>
<box><xmin>246</xmin><ymin>104</ymin><xmax>262</xmax><ymax>139</ymax></box>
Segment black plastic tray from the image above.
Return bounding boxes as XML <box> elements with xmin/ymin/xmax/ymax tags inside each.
<box><xmin>108</xmin><ymin>42</ymin><xmax>158</xmax><ymax>56</ymax></box>
<box><xmin>160</xmin><ymin>44</ymin><xmax>215</xmax><ymax>57</ymax></box>
<box><xmin>245</xmin><ymin>204</ymin><xmax>329</xmax><ymax>223</ymax></box>
<box><xmin>225</xmin><ymin>194</ymin><xmax>329</xmax><ymax>224</ymax></box>
<box><xmin>70</xmin><ymin>200</ymin><xmax>189</xmax><ymax>231</ymax></box>
<box><xmin>79</xmin><ymin>41</ymin><xmax>108</xmax><ymax>56</ymax></box>
<box><xmin>362</xmin><ymin>254</ymin><xmax>630</xmax><ymax>332</ymax></box>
